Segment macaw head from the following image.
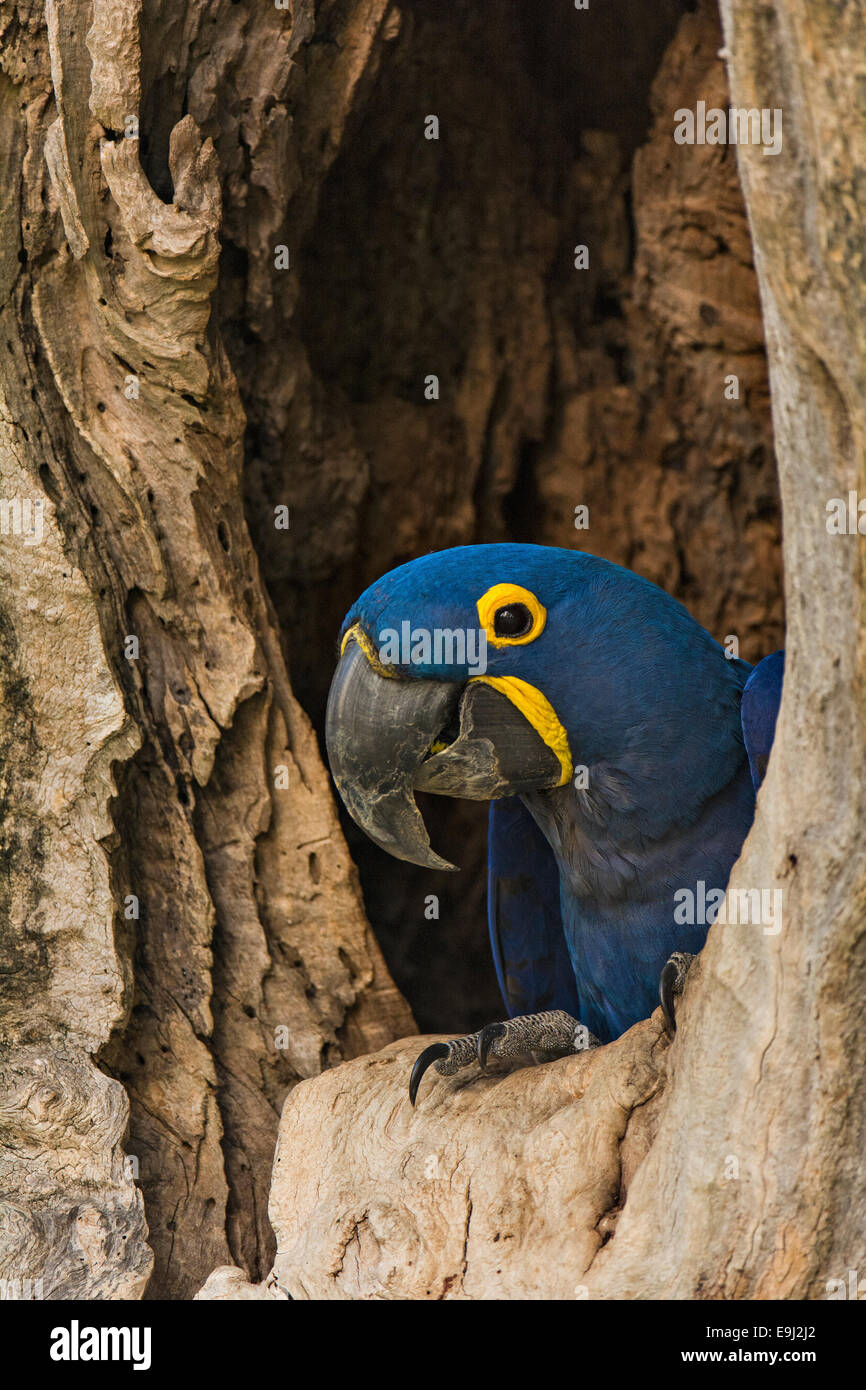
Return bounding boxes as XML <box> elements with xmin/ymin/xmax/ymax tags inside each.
<box><xmin>326</xmin><ymin>543</ymin><xmax>748</xmax><ymax>870</ymax></box>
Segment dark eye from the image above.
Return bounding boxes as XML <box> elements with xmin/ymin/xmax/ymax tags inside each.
<box><xmin>493</xmin><ymin>603</ymin><xmax>533</xmax><ymax>638</ymax></box>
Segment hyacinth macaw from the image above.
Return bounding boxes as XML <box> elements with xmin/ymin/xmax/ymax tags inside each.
<box><xmin>325</xmin><ymin>544</ymin><xmax>784</xmax><ymax>1104</ymax></box>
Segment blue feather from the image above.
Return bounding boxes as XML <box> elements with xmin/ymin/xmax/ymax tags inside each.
<box><xmin>487</xmin><ymin>797</ymin><xmax>580</xmax><ymax>1019</ymax></box>
<box><xmin>741</xmin><ymin>650</ymin><xmax>785</xmax><ymax>789</ymax></box>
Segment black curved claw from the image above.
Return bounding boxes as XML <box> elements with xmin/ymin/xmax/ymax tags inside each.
<box><xmin>477</xmin><ymin>1022</ymin><xmax>506</xmax><ymax>1072</ymax></box>
<box><xmin>659</xmin><ymin>959</ymin><xmax>679</xmax><ymax>1034</ymax></box>
<box><xmin>409</xmin><ymin>1042</ymin><xmax>450</xmax><ymax>1106</ymax></box>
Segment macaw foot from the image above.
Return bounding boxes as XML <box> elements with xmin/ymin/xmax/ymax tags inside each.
<box><xmin>659</xmin><ymin>951</ymin><xmax>696</xmax><ymax>1034</ymax></box>
<box><xmin>408</xmin><ymin>1009</ymin><xmax>600</xmax><ymax>1106</ymax></box>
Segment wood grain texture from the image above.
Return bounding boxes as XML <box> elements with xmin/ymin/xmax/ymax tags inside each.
<box><xmin>198</xmin><ymin>1019</ymin><xmax>667</xmax><ymax>1300</ymax></box>
<box><xmin>0</xmin><ymin>0</ymin><xmax>411</xmax><ymax>1301</ymax></box>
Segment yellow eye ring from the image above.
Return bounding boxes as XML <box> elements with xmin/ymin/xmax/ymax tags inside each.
<box><xmin>476</xmin><ymin>583</ymin><xmax>547</xmax><ymax>648</ymax></box>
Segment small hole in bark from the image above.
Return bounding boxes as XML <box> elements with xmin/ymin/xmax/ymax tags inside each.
<box><xmin>308</xmin><ymin>851</ymin><xmax>321</xmax><ymax>883</ymax></box>
<box><xmin>217</xmin><ymin>521</ymin><xmax>231</xmax><ymax>552</ymax></box>
<box><xmin>661</xmin><ymin>442</ymin><xmax>687</xmax><ymax>472</ymax></box>
<box><xmin>38</xmin><ymin>464</ymin><xmax>60</xmax><ymax>506</ymax></box>
<box><xmin>97</xmin><ymin>401</ymin><xmax>106</xmax><ymax>412</ymax></box>
<box><xmin>594</xmin><ymin>288</ymin><xmax>623</xmax><ymax>320</ymax></box>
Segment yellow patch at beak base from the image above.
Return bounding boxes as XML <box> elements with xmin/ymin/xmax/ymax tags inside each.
<box><xmin>340</xmin><ymin>622</ymin><xmax>399</xmax><ymax>678</ymax></box>
<box><xmin>469</xmin><ymin>674</ymin><xmax>572</xmax><ymax>786</ymax></box>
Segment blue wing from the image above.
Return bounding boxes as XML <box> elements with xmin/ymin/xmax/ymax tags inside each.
<box><xmin>486</xmin><ymin>650</ymin><xmax>784</xmax><ymax>1036</ymax></box>
<box><xmin>487</xmin><ymin>797</ymin><xmax>580</xmax><ymax>1019</ymax></box>
<box><xmin>741</xmin><ymin>650</ymin><xmax>785</xmax><ymax>789</ymax></box>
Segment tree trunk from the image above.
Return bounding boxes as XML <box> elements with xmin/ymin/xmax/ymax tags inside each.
<box><xmin>587</xmin><ymin>0</ymin><xmax>866</xmax><ymax>1298</ymax></box>
<box><xmin>0</xmin><ymin>0</ymin><xmax>411</xmax><ymax>1301</ymax></box>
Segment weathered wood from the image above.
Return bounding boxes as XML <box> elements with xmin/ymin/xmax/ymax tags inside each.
<box><xmin>196</xmin><ymin>1021</ymin><xmax>666</xmax><ymax>1300</ymax></box>
<box><xmin>0</xmin><ymin>0</ymin><xmax>411</xmax><ymax>1301</ymax></box>
<box><xmin>585</xmin><ymin>0</ymin><xmax>866</xmax><ymax>1298</ymax></box>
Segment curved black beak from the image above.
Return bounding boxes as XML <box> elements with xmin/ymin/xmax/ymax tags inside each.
<box><xmin>325</xmin><ymin>639</ymin><xmax>461</xmax><ymax>869</ymax></box>
<box><xmin>326</xmin><ymin>634</ymin><xmax>565</xmax><ymax>871</ymax></box>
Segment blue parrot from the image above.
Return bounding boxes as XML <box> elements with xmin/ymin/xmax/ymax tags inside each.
<box><xmin>324</xmin><ymin>544</ymin><xmax>784</xmax><ymax>1103</ymax></box>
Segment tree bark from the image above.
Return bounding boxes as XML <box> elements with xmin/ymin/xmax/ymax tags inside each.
<box><xmin>0</xmin><ymin>0</ymin><xmax>411</xmax><ymax>1301</ymax></box>
<box><xmin>586</xmin><ymin>0</ymin><xmax>866</xmax><ymax>1298</ymax></box>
